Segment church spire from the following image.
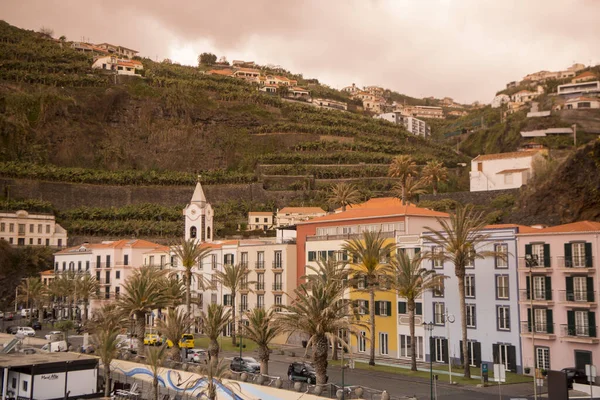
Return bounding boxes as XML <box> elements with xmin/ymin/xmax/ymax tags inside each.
<box><xmin>191</xmin><ymin>176</ymin><xmax>207</xmax><ymax>204</ymax></box>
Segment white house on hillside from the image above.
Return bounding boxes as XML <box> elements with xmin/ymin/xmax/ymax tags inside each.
<box><xmin>92</xmin><ymin>56</ymin><xmax>143</xmax><ymax>76</ymax></box>
<box><xmin>470</xmin><ymin>150</ymin><xmax>544</xmax><ymax>192</ymax></box>
<box><xmin>492</xmin><ymin>94</ymin><xmax>510</xmax><ymax>108</ymax></box>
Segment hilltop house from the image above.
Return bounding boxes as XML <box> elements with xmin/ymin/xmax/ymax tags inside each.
<box><xmin>406</xmin><ymin>105</ymin><xmax>445</xmax><ymax>119</ymax></box>
<box><xmin>233</xmin><ymin>68</ymin><xmax>261</xmax><ymax>83</ymax></box>
<box><xmin>247</xmin><ymin>212</ymin><xmax>274</xmax><ymax>231</ymax></box>
<box><xmin>342</xmin><ymin>83</ymin><xmax>361</xmax><ymax>94</ymax></box>
<box><xmin>557</xmin><ymin>81</ymin><xmax>600</xmax><ymax>98</ymax></box>
<box><xmin>1</xmin><ymin>210</ymin><xmax>67</xmax><ymax>247</ymax></box>
<box><xmin>492</xmin><ymin>94</ymin><xmax>510</xmax><ymax>108</ymax></box>
<box><xmin>564</xmin><ymin>97</ymin><xmax>600</xmax><ymax>109</ymax></box>
<box><xmin>95</xmin><ymin>43</ymin><xmax>138</xmax><ymax>58</ymax></box>
<box><xmin>512</xmin><ymin>87</ymin><xmax>543</xmax><ymax>103</ymax></box>
<box><xmin>92</xmin><ymin>56</ymin><xmax>143</xmax><ymax>76</ymax></box>
<box><xmin>470</xmin><ymin>150</ymin><xmax>544</xmax><ymax>192</ymax></box>
<box><xmin>276</xmin><ymin>207</ymin><xmax>327</xmax><ymax>227</ymax></box>
<box><xmin>310</xmin><ymin>98</ymin><xmax>348</xmax><ymax>111</ymax></box>
<box><xmin>571</xmin><ymin>71</ymin><xmax>597</xmax><ymax>84</ymax></box>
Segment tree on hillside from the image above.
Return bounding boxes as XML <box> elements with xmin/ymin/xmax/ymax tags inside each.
<box><xmin>388</xmin><ymin>155</ymin><xmax>418</xmax><ymax>205</ymax></box>
<box><xmin>421</xmin><ymin>160</ymin><xmax>449</xmax><ymax>195</ymax></box>
<box><xmin>392</xmin><ymin>175</ymin><xmax>427</xmax><ymax>205</ymax></box>
<box><xmin>328</xmin><ymin>182</ymin><xmax>361</xmax><ymax>212</ymax></box>
<box><xmin>38</xmin><ymin>27</ymin><xmax>54</xmax><ymax>37</ymax></box>
<box><xmin>198</xmin><ymin>53</ymin><xmax>217</xmax><ymax>66</ymax></box>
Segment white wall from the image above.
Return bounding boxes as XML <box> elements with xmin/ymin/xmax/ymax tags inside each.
<box><xmin>66</xmin><ymin>369</ymin><xmax>97</xmax><ymax>397</ymax></box>
<box><xmin>470</xmin><ymin>154</ymin><xmax>538</xmax><ymax>192</ymax></box>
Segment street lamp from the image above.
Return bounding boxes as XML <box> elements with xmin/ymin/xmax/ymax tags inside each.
<box><xmin>443</xmin><ymin>309</ymin><xmax>455</xmax><ymax>384</ymax></box>
<box><xmin>423</xmin><ymin>322</ymin><xmax>434</xmax><ymax>400</ymax></box>
<box><xmin>525</xmin><ymin>254</ymin><xmax>538</xmax><ymax>400</ymax></box>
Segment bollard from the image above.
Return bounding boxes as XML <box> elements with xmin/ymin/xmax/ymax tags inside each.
<box><xmin>381</xmin><ymin>390</ymin><xmax>390</xmax><ymax>400</ymax></box>
<box><xmin>336</xmin><ymin>389</ymin><xmax>343</xmax><ymax>399</ymax></box>
<box><xmin>275</xmin><ymin>378</ymin><xmax>283</xmax><ymax>388</ymax></box>
<box><xmin>355</xmin><ymin>387</ymin><xmax>364</xmax><ymax>398</ymax></box>
<box><xmin>294</xmin><ymin>382</ymin><xmax>303</xmax><ymax>392</ymax></box>
<box><xmin>240</xmin><ymin>373</ymin><xmax>248</xmax><ymax>382</ymax></box>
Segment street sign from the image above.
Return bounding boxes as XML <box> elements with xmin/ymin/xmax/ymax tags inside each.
<box><xmin>585</xmin><ymin>364</ymin><xmax>596</xmax><ymax>382</ymax></box>
<box><xmin>494</xmin><ymin>364</ymin><xmax>506</xmax><ymax>383</ymax></box>
<box><xmin>482</xmin><ymin>363</ymin><xmax>488</xmax><ymax>373</ymax></box>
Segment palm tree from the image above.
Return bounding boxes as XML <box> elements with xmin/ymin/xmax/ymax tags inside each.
<box><xmin>242</xmin><ymin>308</ymin><xmax>282</xmax><ymax>375</ymax></box>
<box><xmin>195</xmin><ymin>357</ymin><xmax>237</xmax><ymax>400</ymax></box>
<box><xmin>170</xmin><ymin>239</ymin><xmax>212</xmax><ymax>321</ymax></box>
<box><xmin>92</xmin><ymin>327</ymin><xmax>120</xmax><ymax>397</ymax></box>
<box><xmin>421</xmin><ymin>160</ymin><xmax>448</xmax><ymax>195</ymax></box>
<box><xmin>17</xmin><ymin>277</ymin><xmax>45</xmax><ymax>323</ymax></box>
<box><xmin>328</xmin><ymin>182</ymin><xmax>361</xmax><ymax>212</ymax></box>
<box><xmin>214</xmin><ymin>263</ymin><xmax>253</xmax><ymax>346</ymax></box>
<box><xmin>388</xmin><ymin>155</ymin><xmax>418</xmax><ymax>205</ymax></box>
<box><xmin>156</xmin><ymin>308</ymin><xmax>193</xmax><ymax>362</ymax></box>
<box><xmin>423</xmin><ymin>203</ymin><xmax>497</xmax><ymax>378</ymax></box>
<box><xmin>391</xmin><ymin>251</ymin><xmax>438</xmax><ymax>371</ymax></box>
<box><xmin>145</xmin><ymin>344</ymin><xmax>169</xmax><ymax>400</ymax></box>
<box><xmin>76</xmin><ymin>274</ymin><xmax>99</xmax><ymax>324</ymax></box>
<box><xmin>275</xmin><ymin>274</ymin><xmax>358</xmax><ymax>385</ymax></box>
<box><xmin>200</xmin><ymin>304</ymin><xmax>231</xmax><ymax>362</ymax></box>
<box><xmin>118</xmin><ymin>266</ymin><xmax>170</xmax><ymax>349</ymax></box>
<box><xmin>392</xmin><ymin>175</ymin><xmax>427</xmax><ymax>205</ymax></box>
<box><xmin>161</xmin><ymin>276</ymin><xmax>186</xmax><ymax>311</ymax></box>
<box><xmin>343</xmin><ymin>231</ymin><xmax>395</xmax><ymax>366</ymax></box>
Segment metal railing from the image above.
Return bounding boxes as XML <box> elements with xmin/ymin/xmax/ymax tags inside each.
<box><xmin>520</xmin><ymin>321</ymin><xmax>555</xmax><ymax>334</ymax></box>
<box><xmin>519</xmin><ymin>289</ymin><xmax>553</xmax><ymax>301</ymax></box>
<box><xmin>255</xmin><ymin>261</ymin><xmax>265</xmax><ymax>269</ymax></box>
<box><xmin>560</xmin><ymin>324</ymin><xmax>597</xmax><ymax>338</ymax></box>
<box><xmin>272</xmin><ymin>283</ymin><xmax>283</xmax><ymax>291</ymax></box>
<box><xmin>518</xmin><ymin>257</ymin><xmax>551</xmax><ymax>269</ymax></box>
<box><xmin>556</xmin><ymin>256</ymin><xmax>594</xmax><ymax>268</ymax></box>
<box><xmin>558</xmin><ymin>290</ymin><xmax>596</xmax><ymax>302</ymax></box>
<box><xmin>307</xmin><ymin>231</ymin><xmax>397</xmax><ymax>242</ymax></box>
<box><xmin>272</xmin><ymin>261</ymin><xmax>283</xmax><ymax>269</ymax></box>
<box><xmin>256</xmin><ymin>283</ymin><xmax>265</xmax><ymax>290</ymax></box>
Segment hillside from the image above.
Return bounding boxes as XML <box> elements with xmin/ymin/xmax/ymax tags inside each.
<box><xmin>0</xmin><ymin>20</ymin><xmax>466</xmax><ymax>240</ymax></box>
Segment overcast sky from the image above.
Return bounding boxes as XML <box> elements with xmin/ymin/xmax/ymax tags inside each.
<box><xmin>2</xmin><ymin>0</ymin><xmax>599</xmax><ymax>103</ymax></box>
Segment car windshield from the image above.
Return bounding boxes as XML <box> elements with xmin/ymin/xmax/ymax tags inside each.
<box><xmin>242</xmin><ymin>357</ymin><xmax>258</xmax><ymax>363</ymax></box>
<box><xmin>182</xmin><ymin>334</ymin><xmax>193</xmax><ymax>340</ymax></box>
<box><xmin>300</xmin><ymin>363</ymin><xmax>315</xmax><ymax>372</ymax></box>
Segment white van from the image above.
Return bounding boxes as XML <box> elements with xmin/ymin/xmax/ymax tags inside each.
<box><xmin>21</xmin><ymin>309</ymin><xmax>31</xmax><ymax>317</ymax></box>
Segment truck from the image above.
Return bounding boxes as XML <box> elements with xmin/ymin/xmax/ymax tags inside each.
<box><xmin>41</xmin><ymin>340</ymin><xmax>68</xmax><ymax>352</ymax></box>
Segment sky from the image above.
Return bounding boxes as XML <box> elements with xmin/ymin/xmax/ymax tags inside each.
<box><xmin>2</xmin><ymin>0</ymin><xmax>599</xmax><ymax>103</ymax></box>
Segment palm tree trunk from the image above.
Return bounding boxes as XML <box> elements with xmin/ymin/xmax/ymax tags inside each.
<box><xmin>231</xmin><ymin>292</ymin><xmax>237</xmax><ymax>346</ymax></box>
<box><xmin>433</xmin><ymin>181</ymin><xmax>438</xmax><ymax>196</ymax></box>
<box><xmin>409</xmin><ymin>299</ymin><xmax>417</xmax><ymax>371</ymax></box>
<box><xmin>457</xmin><ymin>270</ymin><xmax>470</xmax><ymax>378</ymax></box>
<box><xmin>401</xmin><ymin>185</ymin><xmax>407</xmax><ymax>205</ymax></box>
<box><xmin>104</xmin><ymin>366</ymin><xmax>111</xmax><ymax>397</ymax></box>
<box><xmin>369</xmin><ymin>289</ymin><xmax>376</xmax><ymax>366</ymax></box>
<box><xmin>153</xmin><ymin>375</ymin><xmax>159</xmax><ymax>400</ymax></box>
<box><xmin>135</xmin><ymin>311</ymin><xmax>146</xmax><ymax>350</ymax></box>
<box><xmin>82</xmin><ymin>301</ymin><xmax>88</xmax><ymax>324</ymax></box>
<box><xmin>314</xmin><ymin>334</ymin><xmax>329</xmax><ymax>385</ymax></box>
<box><xmin>258</xmin><ymin>345</ymin><xmax>269</xmax><ymax>375</ymax></box>
<box><xmin>209</xmin><ymin>338</ymin><xmax>219</xmax><ymax>362</ymax></box>
<box><xmin>186</xmin><ymin>271</ymin><xmax>192</xmax><ymax>321</ymax></box>
<box><xmin>332</xmin><ymin>337</ymin><xmax>338</xmax><ymax>361</ymax></box>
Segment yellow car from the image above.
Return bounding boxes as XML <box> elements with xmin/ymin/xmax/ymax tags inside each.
<box><xmin>143</xmin><ymin>333</ymin><xmax>162</xmax><ymax>346</ymax></box>
<box><xmin>166</xmin><ymin>334</ymin><xmax>195</xmax><ymax>349</ymax></box>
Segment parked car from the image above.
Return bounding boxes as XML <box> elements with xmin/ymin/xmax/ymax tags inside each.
<box><xmin>6</xmin><ymin>326</ymin><xmax>19</xmax><ymax>334</ymax></box>
<box><xmin>230</xmin><ymin>357</ymin><xmax>261</xmax><ymax>373</ymax></box>
<box><xmin>16</xmin><ymin>327</ymin><xmax>36</xmax><ymax>337</ymax></box>
<box><xmin>4</xmin><ymin>312</ymin><xmax>14</xmax><ymax>321</ymax></box>
<box><xmin>288</xmin><ymin>362</ymin><xmax>324</xmax><ymax>384</ymax></box>
<box><xmin>561</xmin><ymin>368</ymin><xmax>588</xmax><ymax>388</ymax></box>
<box><xmin>185</xmin><ymin>348</ymin><xmax>207</xmax><ymax>363</ymax></box>
<box><xmin>143</xmin><ymin>333</ymin><xmax>162</xmax><ymax>346</ymax></box>
<box><xmin>166</xmin><ymin>334</ymin><xmax>195</xmax><ymax>349</ymax></box>
<box><xmin>28</xmin><ymin>320</ymin><xmax>42</xmax><ymax>330</ymax></box>
<box><xmin>45</xmin><ymin>331</ymin><xmax>64</xmax><ymax>341</ymax></box>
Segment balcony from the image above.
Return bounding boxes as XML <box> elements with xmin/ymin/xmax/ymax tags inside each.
<box><xmin>306</xmin><ymin>231</ymin><xmax>396</xmax><ymax>242</ymax></box>
<box><xmin>239</xmin><ymin>306</ymin><xmax>249</xmax><ymax>313</ymax></box>
<box><xmin>560</xmin><ymin>324</ymin><xmax>599</xmax><ymax>344</ymax></box>
<box><xmin>518</xmin><ymin>257</ymin><xmax>552</xmax><ymax>272</ymax></box>
<box><xmin>255</xmin><ymin>283</ymin><xmax>265</xmax><ymax>291</ymax></box>
<box><xmin>520</xmin><ymin>321</ymin><xmax>556</xmax><ymax>340</ymax></box>
<box><xmin>398</xmin><ymin>315</ymin><xmax>423</xmax><ymax>326</ymax></box>
<box><xmin>255</xmin><ymin>304</ymin><xmax>265</xmax><ymax>310</ymax></box>
<box><xmin>272</xmin><ymin>261</ymin><xmax>283</xmax><ymax>270</ymax></box>
<box><xmin>558</xmin><ymin>290</ymin><xmax>596</xmax><ymax>307</ymax></box>
<box><xmin>240</xmin><ymin>261</ymin><xmax>248</xmax><ymax>269</ymax></box>
<box><xmin>518</xmin><ymin>289</ymin><xmax>554</xmax><ymax>305</ymax></box>
<box><xmin>240</xmin><ymin>284</ymin><xmax>249</xmax><ymax>292</ymax></box>
<box><xmin>556</xmin><ymin>256</ymin><xmax>595</xmax><ymax>272</ymax></box>
<box><xmin>272</xmin><ymin>283</ymin><xmax>283</xmax><ymax>291</ymax></box>
<box><xmin>98</xmin><ymin>279</ymin><xmax>111</xmax><ymax>285</ymax></box>
<box><xmin>255</xmin><ymin>261</ymin><xmax>265</xmax><ymax>270</ymax></box>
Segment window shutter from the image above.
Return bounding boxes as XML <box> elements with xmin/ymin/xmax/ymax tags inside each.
<box><xmin>585</xmin><ymin>242</ymin><xmax>593</xmax><ymax>267</ymax></box>
<box><xmin>472</xmin><ymin>277</ymin><xmax>476</xmax><ymax>298</ymax></box>
<box><xmin>430</xmin><ymin>337</ymin><xmax>436</xmax><ymax>361</ymax></box>
<box><xmin>494</xmin><ymin>245</ymin><xmax>498</xmax><ymax>268</ymax></box>
<box><xmin>589</xmin><ymin>312</ymin><xmax>596</xmax><ymax>338</ymax></box>
<box><xmin>474</xmin><ymin>342</ymin><xmax>482</xmax><ymax>367</ymax></box>
<box><xmin>374</xmin><ymin>301</ymin><xmax>380</xmax><ymax>316</ymax></box>
<box><xmin>587</xmin><ymin>277</ymin><xmax>595</xmax><ymax>302</ymax></box>
<box><xmin>459</xmin><ymin>340</ymin><xmax>464</xmax><ymax>365</ymax></box>
<box><xmin>492</xmin><ymin>343</ymin><xmax>499</xmax><ymax>363</ymax></box>
<box><xmin>416</xmin><ymin>303</ymin><xmax>423</xmax><ymax>316</ymax></box>
<box><xmin>415</xmin><ymin>247</ymin><xmax>421</xmax><ymax>254</ymax></box>
<box><xmin>442</xmin><ymin>339</ymin><xmax>449</xmax><ymax>363</ymax></box>
<box><xmin>527</xmin><ymin>308</ymin><xmax>532</xmax><ymax>332</ymax></box>
<box><xmin>526</xmin><ymin>276</ymin><xmax>531</xmax><ymax>300</ymax></box>
<box><xmin>566</xmin><ymin>276</ymin><xmax>574</xmax><ymax>301</ymax></box>
<box><xmin>525</xmin><ymin>244</ymin><xmax>532</xmax><ymax>256</ymax></box>
<box><xmin>564</xmin><ymin>243</ymin><xmax>573</xmax><ymax>267</ymax></box>
<box><xmin>543</xmin><ymin>244</ymin><xmax>550</xmax><ymax>267</ymax></box>
<box><xmin>507</xmin><ymin>346</ymin><xmax>517</xmax><ymax>372</ymax></box>
<box><xmin>546</xmin><ymin>309</ymin><xmax>553</xmax><ymax>334</ymax></box>
<box><xmin>544</xmin><ymin>276</ymin><xmax>552</xmax><ymax>300</ymax></box>
<box><xmin>365</xmin><ymin>301</ymin><xmax>369</xmax><ymax>312</ymax></box>
<box><xmin>223</xmin><ymin>294</ymin><xmax>227</xmax><ymax>305</ymax></box>
<box><xmin>386</xmin><ymin>301</ymin><xmax>392</xmax><ymax>316</ymax></box>
<box><xmin>567</xmin><ymin>310</ymin><xmax>575</xmax><ymax>335</ymax></box>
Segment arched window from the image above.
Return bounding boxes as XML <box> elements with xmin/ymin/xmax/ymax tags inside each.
<box><xmin>69</xmin><ymin>262</ymin><xmax>75</xmax><ymax>271</ymax></box>
<box><xmin>190</xmin><ymin>226</ymin><xmax>197</xmax><ymax>239</ymax></box>
<box><xmin>207</xmin><ymin>226</ymin><xmax>211</xmax><ymax>240</ymax></box>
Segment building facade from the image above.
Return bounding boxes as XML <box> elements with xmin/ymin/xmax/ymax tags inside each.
<box><xmin>470</xmin><ymin>150</ymin><xmax>543</xmax><ymax>192</ymax></box>
<box><xmin>373</xmin><ymin>113</ymin><xmax>430</xmax><ymax>137</ymax></box>
<box><xmin>557</xmin><ymin>81</ymin><xmax>600</xmax><ymax>98</ymax></box>
<box><xmin>247</xmin><ymin>212</ymin><xmax>274</xmax><ymax>231</ymax></box>
<box><xmin>0</xmin><ymin>210</ymin><xmax>67</xmax><ymax>247</ymax></box>
<box><xmin>91</xmin><ymin>56</ymin><xmax>143</xmax><ymax>76</ymax></box>
<box><xmin>517</xmin><ymin>221</ymin><xmax>600</xmax><ymax>380</ymax></box>
<box><xmin>184</xmin><ymin>180</ymin><xmax>214</xmax><ymax>243</ymax></box>
<box><xmin>276</xmin><ymin>207</ymin><xmax>326</xmax><ymax>227</ymax></box>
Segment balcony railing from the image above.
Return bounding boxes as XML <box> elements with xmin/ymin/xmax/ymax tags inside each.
<box><xmin>256</xmin><ymin>283</ymin><xmax>265</xmax><ymax>291</ymax></box>
<box><xmin>558</xmin><ymin>290</ymin><xmax>596</xmax><ymax>303</ymax></box>
<box><xmin>520</xmin><ymin>321</ymin><xmax>555</xmax><ymax>335</ymax></box>
<box><xmin>519</xmin><ymin>289</ymin><xmax>553</xmax><ymax>301</ymax></box>
<box><xmin>272</xmin><ymin>261</ymin><xmax>283</xmax><ymax>270</ymax></box>
<box><xmin>306</xmin><ymin>231</ymin><xmax>397</xmax><ymax>242</ymax></box>
<box><xmin>556</xmin><ymin>256</ymin><xmax>594</xmax><ymax>269</ymax></box>
<box><xmin>272</xmin><ymin>283</ymin><xmax>283</xmax><ymax>291</ymax></box>
<box><xmin>239</xmin><ymin>305</ymin><xmax>249</xmax><ymax>313</ymax></box>
<box><xmin>255</xmin><ymin>304</ymin><xmax>265</xmax><ymax>310</ymax></box>
<box><xmin>255</xmin><ymin>261</ymin><xmax>265</xmax><ymax>270</ymax></box>
<box><xmin>560</xmin><ymin>324</ymin><xmax>597</xmax><ymax>338</ymax></box>
<box><xmin>518</xmin><ymin>257</ymin><xmax>551</xmax><ymax>269</ymax></box>
<box><xmin>240</xmin><ymin>261</ymin><xmax>248</xmax><ymax>268</ymax></box>
<box><xmin>98</xmin><ymin>279</ymin><xmax>111</xmax><ymax>285</ymax></box>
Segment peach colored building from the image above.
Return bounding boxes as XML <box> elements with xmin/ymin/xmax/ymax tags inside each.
<box><xmin>517</xmin><ymin>221</ymin><xmax>600</xmax><ymax>379</ymax></box>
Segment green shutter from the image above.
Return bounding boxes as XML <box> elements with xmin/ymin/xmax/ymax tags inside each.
<box><xmin>564</xmin><ymin>243</ymin><xmax>573</xmax><ymax>267</ymax></box>
<box><xmin>525</xmin><ymin>244</ymin><xmax>532</xmax><ymax>255</ymax></box>
<box><xmin>546</xmin><ymin>309</ymin><xmax>553</xmax><ymax>334</ymax></box>
<box><xmin>386</xmin><ymin>301</ymin><xmax>392</xmax><ymax>316</ymax></box>
<box><xmin>567</xmin><ymin>310</ymin><xmax>575</xmax><ymax>335</ymax></box>
<box><xmin>416</xmin><ymin>303</ymin><xmax>423</xmax><ymax>315</ymax></box>
<box><xmin>545</xmin><ymin>276</ymin><xmax>552</xmax><ymax>300</ymax></box>
<box><xmin>398</xmin><ymin>301</ymin><xmax>406</xmax><ymax>314</ymax></box>
<box><xmin>374</xmin><ymin>301</ymin><xmax>380</xmax><ymax>316</ymax></box>
<box><xmin>585</xmin><ymin>243</ymin><xmax>593</xmax><ymax>268</ymax></box>
<box><xmin>526</xmin><ymin>276</ymin><xmax>531</xmax><ymax>300</ymax></box>
<box><xmin>543</xmin><ymin>244</ymin><xmax>550</xmax><ymax>267</ymax></box>
<box><xmin>566</xmin><ymin>277</ymin><xmax>574</xmax><ymax>301</ymax></box>
<box><xmin>587</xmin><ymin>277</ymin><xmax>595</xmax><ymax>302</ymax></box>
<box><xmin>364</xmin><ymin>300</ymin><xmax>369</xmax><ymax>312</ymax></box>
<box><xmin>589</xmin><ymin>312</ymin><xmax>596</xmax><ymax>338</ymax></box>
<box><xmin>527</xmin><ymin>308</ymin><xmax>532</xmax><ymax>332</ymax></box>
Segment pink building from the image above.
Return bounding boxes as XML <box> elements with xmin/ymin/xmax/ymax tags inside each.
<box><xmin>517</xmin><ymin>221</ymin><xmax>600</xmax><ymax>379</ymax></box>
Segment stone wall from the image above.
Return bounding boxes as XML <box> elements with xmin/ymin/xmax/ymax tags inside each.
<box><xmin>420</xmin><ymin>188</ymin><xmax>521</xmax><ymax>206</ymax></box>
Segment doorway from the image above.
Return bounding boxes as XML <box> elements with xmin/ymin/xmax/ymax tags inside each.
<box><xmin>575</xmin><ymin>350</ymin><xmax>592</xmax><ymax>371</ymax></box>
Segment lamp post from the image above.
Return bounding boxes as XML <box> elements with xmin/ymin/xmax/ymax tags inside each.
<box><xmin>443</xmin><ymin>309</ymin><xmax>455</xmax><ymax>384</ymax></box>
<box><xmin>423</xmin><ymin>322</ymin><xmax>434</xmax><ymax>400</ymax></box>
<box><xmin>525</xmin><ymin>254</ymin><xmax>538</xmax><ymax>400</ymax></box>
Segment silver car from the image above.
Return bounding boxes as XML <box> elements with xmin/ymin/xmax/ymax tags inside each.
<box><xmin>185</xmin><ymin>348</ymin><xmax>207</xmax><ymax>363</ymax></box>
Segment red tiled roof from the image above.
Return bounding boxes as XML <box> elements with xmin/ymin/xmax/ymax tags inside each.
<box><xmin>56</xmin><ymin>239</ymin><xmax>163</xmax><ymax>254</ymax></box>
<box><xmin>485</xmin><ymin>224</ymin><xmax>541</xmax><ymax>233</ymax></box>
<box><xmin>532</xmin><ymin>221</ymin><xmax>600</xmax><ymax>234</ymax></box>
<box><xmin>472</xmin><ymin>150</ymin><xmax>539</xmax><ymax>162</ymax></box>
<box><xmin>279</xmin><ymin>207</ymin><xmax>326</xmax><ymax>214</ymax></box>
<box><xmin>40</xmin><ymin>270</ymin><xmax>55</xmax><ymax>275</ymax></box>
<box><xmin>573</xmin><ymin>71</ymin><xmax>597</xmax><ymax>79</ymax></box>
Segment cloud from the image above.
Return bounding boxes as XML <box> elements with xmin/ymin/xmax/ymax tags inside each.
<box><xmin>1</xmin><ymin>0</ymin><xmax>599</xmax><ymax>103</ymax></box>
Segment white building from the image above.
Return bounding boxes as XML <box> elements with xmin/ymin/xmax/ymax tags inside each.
<box><xmin>374</xmin><ymin>112</ymin><xmax>430</xmax><ymax>137</ymax></box>
<box><xmin>341</xmin><ymin>83</ymin><xmax>361</xmax><ymax>94</ymax></box>
<box><xmin>183</xmin><ymin>180</ymin><xmax>214</xmax><ymax>243</ymax></box>
<box><xmin>557</xmin><ymin>81</ymin><xmax>600</xmax><ymax>98</ymax></box>
<box><xmin>310</xmin><ymin>98</ymin><xmax>348</xmax><ymax>111</ymax></box>
<box><xmin>276</xmin><ymin>207</ymin><xmax>327</xmax><ymax>227</ymax></box>
<box><xmin>520</xmin><ymin>127</ymin><xmax>573</xmax><ymax>138</ymax></box>
<box><xmin>406</xmin><ymin>105</ymin><xmax>445</xmax><ymax>119</ymax></box>
<box><xmin>95</xmin><ymin>43</ymin><xmax>139</xmax><ymax>58</ymax></box>
<box><xmin>491</xmin><ymin>94</ymin><xmax>510</xmax><ymax>108</ymax></box>
<box><xmin>564</xmin><ymin>96</ymin><xmax>600</xmax><ymax>110</ymax></box>
<box><xmin>247</xmin><ymin>212</ymin><xmax>274</xmax><ymax>231</ymax></box>
<box><xmin>512</xmin><ymin>90</ymin><xmax>539</xmax><ymax>103</ymax></box>
<box><xmin>0</xmin><ymin>210</ymin><xmax>67</xmax><ymax>247</ymax></box>
<box><xmin>470</xmin><ymin>150</ymin><xmax>544</xmax><ymax>192</ymax></box>
<box><xmin>92</xmin><ymin>56</ymin><xmax>143</xmax><ymax>76</ymax></box>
